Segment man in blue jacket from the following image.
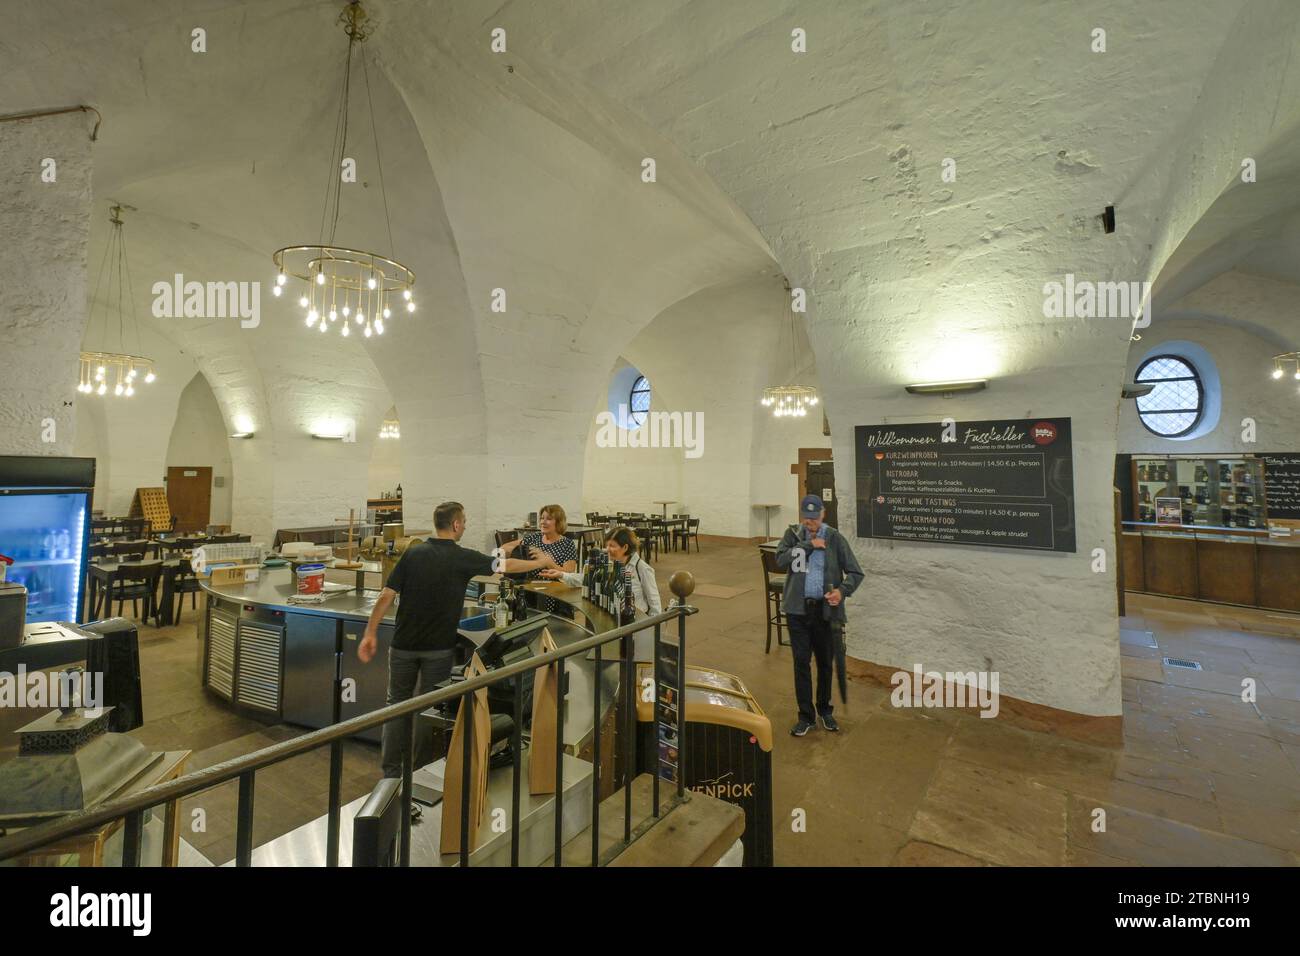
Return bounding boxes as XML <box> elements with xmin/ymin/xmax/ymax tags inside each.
<box><xmin>776</xmin><ymin>494</ymin><xmax>865</xmax><ymax>736</ymax></box>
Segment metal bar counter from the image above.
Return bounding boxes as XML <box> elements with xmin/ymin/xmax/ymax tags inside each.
<box><xmin>197</xmin><ymin>570</ymin><xmax>622</xmax><ymax>747</ymax></box>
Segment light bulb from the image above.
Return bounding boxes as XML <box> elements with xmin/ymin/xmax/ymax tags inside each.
<box><xmin>355</xmin><ymin>313</ymin><xmax>363</xmax><ymax>325</ymax></box>
<box><xmin>329</xmin><ymin>309</ymin><xmax>338</xmax><ymax>321</ymax></box>
<box><xmin>127</xmin><ymin>368</ymin><xmax>137</xmax><ymax>379</ymax></box>
<box><xmin>114</xmin><ymin>383</ymin><xmax>124</xmax><ymax>396</ymax></box>
<box><xmin>276</xmin><ymin>272</ymin><xmax>287</xmax><ymax>286</ymax></box>
<box><xmin>403</xmin><ymin>288</ymin><xmax>412</xmax><ymax>301</ymax></box>
<box><xmin>300</xmin><ymin>296</ymin><xmax>310</xmax><ymax>308</ymax></box>
<box><xmin>97</xmin><ymin>383</ymin><xmax>106</xmax><ymax>395</ymax></box>
<box><xmin>364</xmin><ymin>325</ymin><xmax>372</xmax><ymax>338</ymax></box>
<box><xmin>145</xmin><ymin>371</ymin><xmax>156</xmax><ymax>383</ymax></box>
<box><xmin>272</xmin><ymin>285</ymin><xmax>282</xmax><ymax>297</ymax></box>
<box><xmin>341</xmin><ymin>322</ymin><xmax>350</xmax><ymax>337</ymax></box>
<box><xmin>96</xmin><ymin>365</ymin><xmax>106</xmax><ymax>376</ymax></box>
<box><xmin>315</xmin><ymin>272</ymin><xmax>325</xmax><ymax>285</ymax></box>
<box><xmin>306</xmin><ymin>313</ymin><xmax>315</xmax><ymax>326</ymax></box>
<box><xmin>309</xmin><ymin>309</ymin><xmax>319</xmax><ymax>323</ymax></box>
<box><xmin>357</xmin><ymin>311</ymin><xmax>365</xmax><ymax>323</ymax></box>
<box><xmin>319</xmin><ymin>319</ymin><xmax>327</xmax><ymax>332</ymax></box>
<box><xmin>1294</xmin><ymin>370</ymin><xmax>1300</xmax><ymax>381</ymax></box>
<box><xmin>406</xmin><ymin>301</ymin><xmax>415</xmax><ymax>313</ymax></box>
<box><xmin>375</xmin><ymin>318</ymin><xmax>384</xmax><ymax>334</ymax></box>
<box><xmin>342</xmin><ymin>305</ymin><xmax>350</xmax><ymax>317</ymax></box>
<box><xmin>368</xmin><ymin>276</ymin><xmax>377</xmax><ymax>290</ymax></box>
<box><xmin>383</xmin><ymin>307</ymin><xmax>391</xmax><ymax>319</ymax></box>
<box><xmin>125</xmin><ymin>385</ymin><xmax>135</xmax><ymax>397</ymax></box>
<box><xmin>1272</xmin><ymin>368</ymin><xmax>1283</xmax><ymax>379</ymax></box>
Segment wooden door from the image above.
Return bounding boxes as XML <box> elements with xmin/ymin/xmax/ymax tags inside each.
<box><xmin>166</xmin><ymin>466</ymin><xmax>212</xmax><ymax>533</ymax></box>
<box><xmin>805</xmin><ymin>460</ymin><xmax>838</xmax><ymax>528</ymax></box>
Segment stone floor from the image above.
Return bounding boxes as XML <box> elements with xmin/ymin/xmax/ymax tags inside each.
<box><xmin>71</xmin><ymin>538</ymin><xmax>1300</xmax><ymax>865</ymax></box>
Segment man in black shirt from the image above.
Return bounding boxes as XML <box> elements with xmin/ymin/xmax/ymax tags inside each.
<box><xmin>359</xmin><ymin>501</ymin><xmax>552</xmax><ymax>778</ymax></box>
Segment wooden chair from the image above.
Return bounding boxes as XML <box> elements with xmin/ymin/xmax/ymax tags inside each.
<box><xmin>494</xmin><ymin>530</ymin><xmax>518</xmax><ymax>549</ymax></box>
<box><xmin>673</xmin><ymin>518</ymin><xmax>700</xmax><ymax>553</ymax></box>
<box><xmin>760</xmin><ymin>549</ymin><xmax>788</xmax><ymax>653</ymax></box>
<box><xmin>103</xmin><ymin>561</ymin><xmax>163</xmax><ymax>623</ymax></box>
<box><xmin>169</xmin><ymin>559</ymin><xmax>203</xmax><ymax>625</ymax></box>
<box><xmin>89</xmin><ymin>541</ymin><xmax>113</xmax><ymax>560</ymax></box>
<box><xmin>112</xmin><ymin>540</ymin><xmax>149</xmax><ymax>561</ymax></box>
<box><xmin>629</xmin><ymin>522</ymin><xmax>658</xmax><ymax>562</ymax></box>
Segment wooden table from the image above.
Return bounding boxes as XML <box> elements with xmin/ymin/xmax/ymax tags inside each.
<box><xmin>88</xmin><ymin>558</ymin><xmax>185</xmax><ymax>626</ymax></box>
<box><xmin>13</xmin><ymin>750</ymin><xmax>191</xmax><ymax>866</ymax></box>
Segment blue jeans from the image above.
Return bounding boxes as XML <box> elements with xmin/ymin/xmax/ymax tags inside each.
<box><xmin>787</xmin><ymin>603</ymin><xmax>834</xmax><ymax>724</ymax></box>
<box><xmin>380</xmin><ymin>647</ymin><xmax>454</xmax><ymax>778</ymax></box>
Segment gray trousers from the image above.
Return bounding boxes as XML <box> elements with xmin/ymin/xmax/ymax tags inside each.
<box><xmin>381</xmin><ymin>647</ymin><xmax>454</xmax><ymax>778</ymax></box>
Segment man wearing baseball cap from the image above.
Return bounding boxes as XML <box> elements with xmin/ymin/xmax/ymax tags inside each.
<box><xmin>775</xmin><ymin>494</ymin><xmax>864</xmax><ymax>736</ymax></box>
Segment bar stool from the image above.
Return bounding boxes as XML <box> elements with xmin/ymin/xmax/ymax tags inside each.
<box><xmin>760</xmin><ymin>549</ymin><xmax>788</xmax><ymax>653</ymax></box>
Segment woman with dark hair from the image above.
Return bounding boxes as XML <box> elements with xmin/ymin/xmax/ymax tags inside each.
<box><xmin>543</xmin><ymin>526</ymin><xmax>662</xmax><ymax>657</ymax></box>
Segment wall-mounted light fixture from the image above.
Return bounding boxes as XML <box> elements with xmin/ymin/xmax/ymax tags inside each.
<box><xmin>230</xmin><ymin>431</ymin><xmax>255</xmax><ymax>439</ymax></box>
<box><xmin>312</xmin><ymin>433</ymin><xmax>346</xmax><ymax>440</ymax></box>
<box><xmin>1121</xmin><ymin>383</ymin><xmax>1155</xmax><ymax>399</ymax></box>
<box><xmin>904</xmin><ymin>379</ymin><xmax>988</xmax><ymax>396</ymax></box>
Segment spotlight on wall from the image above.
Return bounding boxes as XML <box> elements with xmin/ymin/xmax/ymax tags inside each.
<box><xmin>311</xmin><ymin>433</ymin><xmax>346</xmax><ymax>440</ymax></box>
<box><xmin>904</xmin><ymin>379</ymin><xmax>988</xmax><ymax>396</ymax></box>
<box><xmin>229</xmin><ymin>431</ymin><xmax>255</xmax><ymax>439</ymax></box>
<box><xmin>1121</xmin><ymin>382</ymin><xmax>1155</xmax><ymax>399</ymax></box>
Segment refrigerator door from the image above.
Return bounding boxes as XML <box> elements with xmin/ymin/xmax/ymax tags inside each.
<box><xmin>0</xmin><ymin>490</ymin><xmax>91</xmax><ymax>623</ymax></box>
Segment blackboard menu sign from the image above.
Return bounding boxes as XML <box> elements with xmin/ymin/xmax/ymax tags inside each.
<box><xmin>854</xmin><ymin>417</ymin><xmax>1076</xmax><ymax>552</ymax></box>
<box><xmin>1261</xmin><ymin>454</ymin><xmax>1300</xmax><ymax>519</ymax></box>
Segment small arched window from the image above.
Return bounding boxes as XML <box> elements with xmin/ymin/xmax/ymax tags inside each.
<box><xmin>1135</xmin><ymin>355</ymin><xmax>1203</xmax><ymax>438</ymax></box>
<box><xmin>628</xmin><ymin>375</ymin><xmax>651</xmax><ymax>428</ymax></box>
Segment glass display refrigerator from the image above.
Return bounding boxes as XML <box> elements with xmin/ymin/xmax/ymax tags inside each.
<box><xmin>0</xmin><ymin>456</ymin><xmax>95</xmax><ymax>624</ymax></box>
<box><xmin>1131</xmin><ymin>456</ymin><xmax>1266</xmax><ymax>529</ymax></box>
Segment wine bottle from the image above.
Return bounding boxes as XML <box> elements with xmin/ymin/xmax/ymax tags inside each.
<box><xmin>622</xmin><ymin>564</ymin><xmax>635</xmax><ymax>623</ymax></box>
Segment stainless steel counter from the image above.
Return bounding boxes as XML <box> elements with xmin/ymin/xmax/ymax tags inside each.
<box><xmin>197</xmin><ymin>569</ymin><xmax>623</xmax><ymax>748</ymax></box>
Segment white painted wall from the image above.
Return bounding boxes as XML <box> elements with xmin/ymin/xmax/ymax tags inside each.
<box><xmin>368</xmin><ymin>406</ymin><xmax>403</xmax><ymax>500</ymax></box>
<box><xmin>582</xmin><ymin>278</ymin><xmax>826</xmax><ymax>538</ymax></box>
<box><xmin>165</xmin><ymin>373</ymin><xmax>233</xmax><ymax>526</ymax></box>
<box><xmin>1120</xmin><ymin>271</ymin><xmax>1300</xmax><ymax>455</ymax></box>
<box><xmin>0</xmin><ymin>113</ymin><xmax>93</xmax><ymax>457</ymax></box>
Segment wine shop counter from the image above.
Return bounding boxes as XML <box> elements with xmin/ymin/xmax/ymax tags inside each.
<box><xmin>1120</xmin><ymin>524</ymin><xmax>1300</xmax><ymax>611</ymax></box>
<box><xmin>197</xmin><ymin>571</ymin><xmax>622</xmax><ymax>746</ymax></box>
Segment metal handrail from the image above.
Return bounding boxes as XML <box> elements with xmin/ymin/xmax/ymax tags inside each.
<box><xmin>0</xmin><ymin>602</ymin><xmax>696</xmax><ymax>862</ymax></box>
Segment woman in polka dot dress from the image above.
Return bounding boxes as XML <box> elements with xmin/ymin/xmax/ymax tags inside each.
<box><xmin>503</xmin><ymin>504</ymin><xmax>578</xmax><ymax>615</ymax></box>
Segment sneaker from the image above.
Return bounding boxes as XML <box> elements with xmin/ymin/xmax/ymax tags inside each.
<box><xmin>790</xmin><ymin>719</ymin><xmax>814</xmax><ymax>737</ymax></box>
<box><xmin>818</xmin><ymin>714</ymin><xmax>840</xmax><ymax>732</ymax></box>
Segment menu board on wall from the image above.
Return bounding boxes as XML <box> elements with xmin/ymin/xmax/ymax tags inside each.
<box><xmin>854</xmin><ymin>418</ymin><xmax>1077</xmax><ymax>552</ymax></box>
<box><xmin>1261</xmin><ymin>453</ymin><xmax>1300</xmax><ymax>519</ymax></box>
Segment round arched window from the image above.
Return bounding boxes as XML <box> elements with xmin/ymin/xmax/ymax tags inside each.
<box><xmin>628</xmin><ymin>375</ymin><xmax>651</xmax><ymax>428</ymax></box>
<box><xmin>1135</xmin><ymin>355</ymin><xmax>1203</xmax><ymax>438</ymax></box>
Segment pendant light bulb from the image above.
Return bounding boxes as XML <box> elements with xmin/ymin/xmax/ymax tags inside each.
<box><xmin>145</xmin><ymin>371</ymin><xmax>156</xmax><ymax>383</ymax></box>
